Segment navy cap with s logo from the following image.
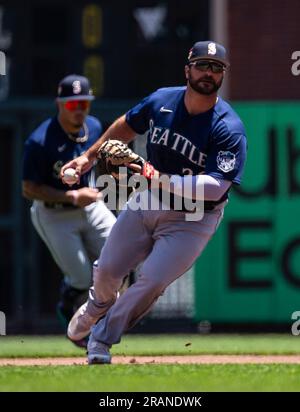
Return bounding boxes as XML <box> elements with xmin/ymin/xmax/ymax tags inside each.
<box><xmin>188</xmin><ymin>41</ymin><xmax>229</xmax><ymax>68</ymax></box>
<box><xmin>57</xmin><ymin>74</ymin><xmax>95</xmax><ymax>101</ymax></box>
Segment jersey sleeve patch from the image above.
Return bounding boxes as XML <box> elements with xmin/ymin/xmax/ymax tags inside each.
<box><xmin>216</xmin><ymin>151</ymin><xmax>236</xmax><ymax>173</ymax></box>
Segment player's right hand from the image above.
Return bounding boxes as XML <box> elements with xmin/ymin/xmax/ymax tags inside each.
<box><xmin>60</xmin><ymin>154</ymin><xmax>93</xmax><ymax>185</ymax></box>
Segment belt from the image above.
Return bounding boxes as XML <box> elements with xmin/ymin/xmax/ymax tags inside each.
<box><xmin>44</xmin><ymin>202</ymin><xmax>79</xmax><ymax>210</ymax></box>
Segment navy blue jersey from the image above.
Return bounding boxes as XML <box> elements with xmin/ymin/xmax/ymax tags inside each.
<box><xmin>22</xmin><ymin>115</ymin><xmax>102</xmax><ymax>190</ymax></box>
<box><xmin>126</xmin><ymin>87</ymin><xmax>247</xmax><ymax>185</ymax></box>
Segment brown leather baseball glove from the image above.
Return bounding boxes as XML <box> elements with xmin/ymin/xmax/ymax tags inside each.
<box><xmin>96</xmin><ymin>139</ymin><xmax>145</xmax><ymax>177</ymax></box>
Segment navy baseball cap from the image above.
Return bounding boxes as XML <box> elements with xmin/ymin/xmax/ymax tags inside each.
<box><xmin>187</xmin><ymin>41</ymin><xmax>229</xmax><ymax>68</ymax></box>
<box><xmin>57</xmin><ymin>74</ymin><xmax>95</xmax><ymax>101</ymax></box>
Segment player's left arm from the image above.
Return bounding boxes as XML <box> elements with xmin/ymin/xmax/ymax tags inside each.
<box><xmin>128</xmin><ymin>162</ymin><xmax>232</xmax><ymax>201</ymax></box>
<box><xmin>96</xmin><ymin>138</ymin><xmax>235</xmax><ymax>201</ymax></box>
<box><xmin>127</xmin><ymin>130</ymin><xmax>246</xmax><ymax>201</ymax></box>
<box><xmin>165</xmin><ymin>131</ymin><xmax>247</xmax><ymax>201</ymax></box>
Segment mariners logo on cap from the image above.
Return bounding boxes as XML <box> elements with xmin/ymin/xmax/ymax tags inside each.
<box><xmin>72</xmin><ymin>80</ymin><xmax>82</xmax><ymax>94</ymax></box>
<box><xmin>208</xmin><ymin>42</ymin><xmax>217</xmax><ymax>55</ymax></box>
<box><xmin>217</xmin><ymin>151</ymin><xmax>236</xmax><ymax>173</ymax></box>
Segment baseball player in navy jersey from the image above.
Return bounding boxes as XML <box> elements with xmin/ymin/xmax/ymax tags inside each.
<box><xmin>22</xmin><ymin>75</ymin><xmax>116</xmax><ymax>342</ymax></box>
<box><xmin>61</xmin><ymin>41</ymin><xmax>247</xmax><ymax>364</ymax></box>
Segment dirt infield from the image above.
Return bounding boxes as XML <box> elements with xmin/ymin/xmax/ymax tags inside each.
<box><xmin>1</xmin><ymin>355</ymin><xmax>300</xmax><ymax>366</ymax></box>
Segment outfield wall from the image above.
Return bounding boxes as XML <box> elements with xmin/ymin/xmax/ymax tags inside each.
<box><xmin>194</xmin><ymin>102</ymin><xmax>300</xmax><ymax>324</ymax></box>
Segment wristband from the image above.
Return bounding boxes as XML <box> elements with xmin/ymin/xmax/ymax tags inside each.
<box><xmin>142</xmin><ymin>162</ymin><xmax>160</xmax><ymax>180</ymax></box>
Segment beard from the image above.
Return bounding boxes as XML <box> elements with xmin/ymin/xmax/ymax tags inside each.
<box><xmin>188</xmin><ymin>74</ymin><xmax>223</xmax><ymax>95</ymax></box>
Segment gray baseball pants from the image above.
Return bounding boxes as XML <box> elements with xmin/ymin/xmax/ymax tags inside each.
<box><xmin>31</xmin><ymin>200</ymin><xmax>116</xmax><ymax>290</ymax></box>
<box><xmin>87</xmin><ymin>197</ymin><xmax>226</xmax><ymax>345</ymax></box>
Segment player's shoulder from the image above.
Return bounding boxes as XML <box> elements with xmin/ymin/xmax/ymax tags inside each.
<box><xmin>213</xmin><ymin>97</ymin><xmax>246</xmax><ymax>136</ymax></box>
<box><xmin>25</xmin><ymin>117</ymin><xmax>54</xmax><ymax>146</ymax></box>
<box><xmin>85</xmin><ymin>115</ymin><xmax>102</xmax><ymax>132</ymax></box>
<box><xmin>150</xmin><ymin>86</ymin><xmax>186</xmax><ymax>100</ymax></box>
<box><xmin>145</xmin><ymin>86</ymin><xmax>186</xmax><ymax>110</ymax></box>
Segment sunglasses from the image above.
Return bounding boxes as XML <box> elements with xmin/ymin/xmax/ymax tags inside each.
<box><xmin>64</xmin><ymin>100</ymin><xmax>90</xmax><ymax>111</ymax></box>
<box><xmin>189</xmin><ymin>61</ymin><xmax>225</xmax><ymax>73</ymax></box>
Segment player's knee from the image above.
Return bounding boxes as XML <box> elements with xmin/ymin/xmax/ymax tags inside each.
<box><xmin>70</xmin><ymin>279</ymin><xmax>92</xmax><ymax>290</ymax></box>
<box><xmin>67</xmin><ymin>266</ymin><xmax>93</xmax><ymax>290</ymax></box>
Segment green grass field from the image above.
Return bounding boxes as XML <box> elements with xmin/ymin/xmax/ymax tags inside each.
<box><xmin>1</xmin><ymin>334</ymin><xmax>300</xmax><ymax>357</ymax></box>
<box><xmin>1</xmin><ymin>334</ymin><xmax>300</xmax><ymax>391</ymax></box>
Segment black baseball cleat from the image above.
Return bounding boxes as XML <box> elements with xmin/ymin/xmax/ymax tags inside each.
<box><xmin>56</xmin><ymin>282</ymin><xmax>89</xmax><ymax>331</ymax></box>
<box><xmin>56</xmin><ymin>302</ymin><xmax>73</xmax><ymax>331</ymax></box>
